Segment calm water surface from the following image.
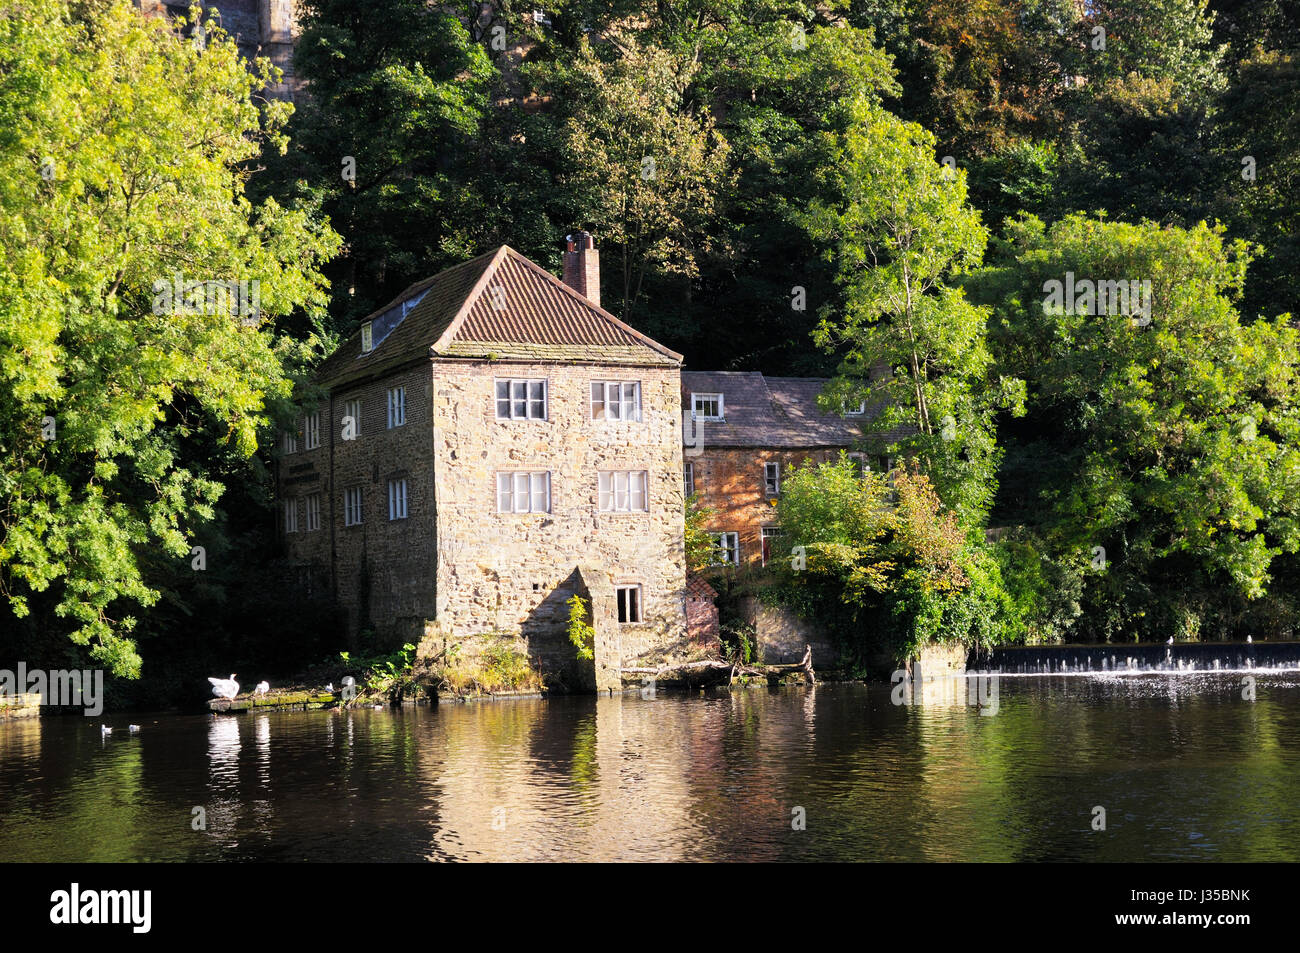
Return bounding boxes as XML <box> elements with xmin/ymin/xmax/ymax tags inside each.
<box><xmin>2</xmin><ymin>675</ymin><xmax>1298</xmax><ymax>861</ymax></box>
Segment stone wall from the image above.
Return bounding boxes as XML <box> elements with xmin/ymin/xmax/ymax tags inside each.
<box><xmin>738</xmin><ymin>595</ymin><xmax>840</xmax><ymax>668</ymax></box>
<box><xmin>430</xmin><ymin>359</ymin><xmax>688</xmax><ymax>683</ymax></box>
<box><xmin>691</xmin><ymin>447</ymin><xmax>846</xmax><ymax>567</ymax></box>
<box><xmin>279</xmin><ymin>361</ymin><xmax>437</xmax><ymax>649</ymax></box>
<box><xmin>134</xmin><ymin>1</ymin><xmax>302</xmax><ymax>100</ymax></box>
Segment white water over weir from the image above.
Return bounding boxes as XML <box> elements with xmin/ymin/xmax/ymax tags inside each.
<box><xmin>970</xmin><ymin>641</ymin><xmax>1300</xmax><ymax>675</ymax></box>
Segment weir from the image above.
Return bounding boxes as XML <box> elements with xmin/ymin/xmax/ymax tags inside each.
<box><xmin>971</xmin><ymin>641</ymin><xmax>1300</xmax><ymax>675</ymax></box>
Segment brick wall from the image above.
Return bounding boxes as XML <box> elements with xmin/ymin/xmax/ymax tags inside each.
<box><xmin>689</xmin><ymin>447</ymin><xmax>846</xmax><ymax>567</ymax></box>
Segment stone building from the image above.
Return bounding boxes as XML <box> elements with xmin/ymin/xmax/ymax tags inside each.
<box><xmin>277</xmin><ymin>234</ymin><xmax>690</xmax><ymax>691</ymax></box>
<box><xmin>134</xmin><ymin>1</ymin><xmax>301</xmax><ymax>100</ymax></box>
<box><xmin>682</xmin><ymin>370</ymin><xmax>893</xmax><ymax>569</ymax></box>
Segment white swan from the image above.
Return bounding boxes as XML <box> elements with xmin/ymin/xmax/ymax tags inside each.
<box><xmin>128</xmin><ymin>724</ymin><xmax>140</xmax><ymax>733</ymax></box>
<box><xmin>1166</xmin><ymin>637</ymin><xmax>1174</xmax><ymax>645</ymax></box>
<box><xmin>254</xmin><ymin>681</ymin><xmax>270</xmax><ymax>696</ymax></box>
<box><xmin>208</xmin><ymin>674</ymin><xmax>239</xmax><ymax>699</ymax></box>
<box><xmin>100</xmin><ymin>724</ymin><xmax>112</xmax><ymax>736</ymax></box>
<box><xmin>1247</xmin><ymin>636</ymin><xmax>1253</xmax><ymax>644</ymax></box>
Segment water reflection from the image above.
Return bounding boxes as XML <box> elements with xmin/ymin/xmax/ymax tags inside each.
<box><xmin>2</xmin><ymin>675</ymin><xmax>1299</xmax><ymax>862</ymax></box>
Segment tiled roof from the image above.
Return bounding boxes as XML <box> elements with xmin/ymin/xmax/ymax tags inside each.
<box><xmin>317</xmin><ymin>246</ymin><xmax>681</xmax><ymax>389</ymax></box>
<box><xmin>686</xmin><ymin>574</ymin><xmax>718</xmax><ymax>600</ymax></box>
<box><xmin>681</xmin><ymin>370</ymin><xmax>909</xmax><ymax>449</ymax></box>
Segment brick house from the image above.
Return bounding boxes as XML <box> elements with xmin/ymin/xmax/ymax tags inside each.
<box><xmin>277</xmin><ymin>234</ymin><xmax>690</xmax><ymax>690</ymax></box>
<box><xmin>682</xmin><ymin>371</ymin><xmax>894</xmax><ymax>569</ymax></box>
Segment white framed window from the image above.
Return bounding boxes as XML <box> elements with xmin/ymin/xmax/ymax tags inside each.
<box><xmin>283</xmin><ymin>498</ymin><xmax>298</xmax><ymax>534</ymax></box>
<box><xmin>282</xmin><ymin>428</ymin><xmax>297</xmax><ymax>454</ymax></box>
<box><xmin>764</xmin><ymin>462</ymin><xmax>780</xmax><ymax>496</ymax></box>
<box><xmin>691</xmin><ymin>392</ymin><xmax>724</xmax><ymax>421</ymax></box>
<box><xmin>344</xmin><ymin>486</ymin><xmax>363</xmax><ymax>526</ymax></box>
<box><xmin>386</xmin><ymin>386</ymin><xmax>406</xmax><ymax>428</ymax></box>
<box><xmin>496</xmin><ymin>472</ymin><xmax>551</xmax><ymax>513</ymax></box>
<box><xmin>844</xmin><ymin>400</ymin><xmax>867</xmax><ymax>416</ymax></box>
<box><xmin>305</xmin><ymin>493</ymin><xmax>321</xmax><ymax>532</ymax></box>
<box><xmin>710</xmin><ymin>531</ymin><xmax>739</xmax><ymax>565</ymax></box>
<box><xmin>598</xmin><ymin>471</ymin><xmax>649</xmax><ymax>512</ymax></box>
<box><xmin>616</xmin><ymin>585</ymin><xmax>643</xmax><ymax>624</ymax></box>
<box><xmin>851</xmin><ymin>452</ymin><xmax>891</xmax><ymax>476</ymax></box>
<box><xmin>343</xmin><ymin>399</ymin><xmax>362</xmax><ymax>438</ymax></box>
<box><xmin>591</xmin><ymin>381</ymin><xmax>641</xmax><ymax>421</ymax></box>
<box><xmin>303</xmin><ymin>412</ymin><xmax>320</xmax><ymax>450</ymax></box>
<box><xmin>361</xmin><ymin>321</ymin><xmax>373</xmax><ymax>353</ymax></box>
<box><xmin>684</xmin><ymin>462</ymin><xmax>695</xmax><ymax>497</ymax></box>
<box><xmin>388</xmin><ymin>478</ymin><xmax>408</xmax><ymax>520</ymax></box>
<box><xmin>761</xmin><ymin>527</ymin><xmax>783</xmax><ymax>566</ymax></box>
<box><xmin>495</xmin><ymin>379</ymin><xmax>547</xmax><ymax>420</ymax></box>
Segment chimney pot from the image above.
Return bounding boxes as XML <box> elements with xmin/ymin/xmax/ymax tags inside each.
<box><xmin>563</xmin><ymin>230</ymin><xmax>600</xmax><ymax>309</ymax></box>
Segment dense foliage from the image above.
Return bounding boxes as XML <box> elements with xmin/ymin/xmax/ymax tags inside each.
<box><xmin>0</xmin><ymin>1</ymin><xmax>338</xmax><ymax>681</ymax></box>
<box><xmin>5</xmin><ymin>0</ymin><xmax>1300</xmax><ymax>694</ymax></box>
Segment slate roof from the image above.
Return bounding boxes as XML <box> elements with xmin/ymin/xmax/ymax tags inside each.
<box><xmin>681</xmin><ymin>370</ymin><xmax>909</xmax><ymax>449</ymax></box>
<box><xmin>317</xmin><ymin>246</ymin><xmax>681</xmax><ymax>389</ymax></box>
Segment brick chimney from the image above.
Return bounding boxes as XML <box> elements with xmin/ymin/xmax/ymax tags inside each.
<box><xmin>563</xmin><ymin>231</ymin><xmax>600</xmax><ymax>309</ymax></box>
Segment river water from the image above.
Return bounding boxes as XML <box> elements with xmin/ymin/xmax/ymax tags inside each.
<box><xmin>2</xmin><ymin>673</ymin><xmax>1298</xmax><ymax>861</ymax></box>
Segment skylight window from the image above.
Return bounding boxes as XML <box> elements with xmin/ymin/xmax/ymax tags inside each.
<box><xmin>363</xmin><ymin>287</ymin><xmax>431</xmax><ymax>354</ymax></box>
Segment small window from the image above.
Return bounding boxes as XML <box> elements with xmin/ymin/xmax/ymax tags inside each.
<box><xmin>387</xmin><ymin>386</ymin><xmax>406</xmax><ymax>428</ymax></box>
<box><xmin>852</xmin><ymin>452</ymin><xmax>891</xmax><ymax>476</ymax></box>
<box><xmin>388</xmin><ymin>478</ymin><xmax>408</xmax><ymax>520</ymax></box>
<box><xmin>844</xmin><ymin>400</ymin><xmax>867</xmax><ymax>416</ymax></box>
<box><xmin>344</xmin><ymin>486</ymin><xmax>364</xmax><ymax>526</ymax></box>
<box><xmin>616</xmin><ymin>585</ymin><xmax>643</xmax><ymax>624</ymax></box>
<box><xmin>591</xmin><ymin>381</ymin><xmax>642</xmax><ymax>421</ymax></box>
<box><xmin>691</xmin><ymin>392</ymin><xmax>724</xmax><ymax>421</ymax></box>
<box><xmin>361</xmin><ymin>321</ymin><xmax>373</xmax><ymax>353</ymax></box>
<box><xmin>496</xmin><ymin>472</ymin><xmax>551</xmax><ymax>513</ymax></box>
<box><xmin>495</xmin><ymin>379</ymin><xmax>547</xmax><ymax>420</ymax></box>
<box><xmin>343</xmin><ymin>399</ymin><xmax>362</xmax><ymax>438</ymax></box>
<box><xmin>303</xmin><ymin>412</ymin><xmax>320</xmax><ymax>450</ymax></box>
<box><xmin>761</xmin><ymin>527</ymin><xmax>783</xmax><ymax>566</ymax></box>
<box><xmin>282</xmin><ymin>428</ymin><xmax>297</xmax><ymax>454</ymax></box>
<box><xmin>598</xmin><ymin>471</ymin><xmax>649</xmax><ymax>512</ymax></box>
<box><xmin>710</xmin><ymin>531</ymin><xmax>739</xmax><ymax>566</ymax></box>
<box><xmin>305</xmin><ymin>493</ymin><xmax>321</xmax><ymax>532</ymax></box>
<box><xmin>764</xmin><ymin>462</ymin><xmax>780</xmax><ymax>496</ymax></box>
<box><xmin>684</xmin><ymin>462</ymin><xmax>695</xmax><ymax>497</ymax></box>
<box><xmin>283</xmin><ymin>498</ymin><xmax>298</xmax><ymax>534</ymax></box>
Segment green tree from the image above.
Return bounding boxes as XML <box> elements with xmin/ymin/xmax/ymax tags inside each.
<box><xmin>799</xmin><ymin>100</ymin><xmax>1025</xmax><ymax>524</ymax></box>
<box><xmin>774</xmin><ymin>455</ymin><xmax>1016</xmax><ymax>658</ymax></box>
<box><xmin>534</xmin><ymin>38</ymin><xmax>732</xmax><ymax>328</ymax></box>
<box><xmin>973</xmin><ymin>213</ymin><xmax>1300</xmax><ymax>640</ymax></box>
<box><xmin>0</xmin><ymin>2</ymin><xmax>338</xmax><ymax>675</ymax></box>
<box><xmin>267</xmin><ymin>0</ymin><xmax>494</xmax><ymax>334</ymax></box>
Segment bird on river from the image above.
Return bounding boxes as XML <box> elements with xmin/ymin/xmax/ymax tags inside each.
<box><xmin>325</xmin><ymin>682</ymin><xmax>334</xmax><ymax>692</ymax></box>
<box><xmin>128</xmin><ymin>724</ymin><xmax>140</xmax><ymax>733</ymax></box>
<box><xmin>254</xmin><ymin>681</ymin><xmax>270</xmax><ymax>696</ymax></box>
<box><xmin>1166</xmin><ymin>637</ymin><xmax>1174</xmax><ymax>645</ymax></box>
<box><xmin>100</xmin><ymin>725</ymin><xmax>112</xmax><ymax>736</ymax></box>
<box><xmin>208</xmin><ymin>674</ymin><xmax>239</xmax><ymax>699</ymax></box>
<box><xmin>1247</xmin><ymin>636</ymin><xmax>1253</xmax><ymax>644</ymax></box>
